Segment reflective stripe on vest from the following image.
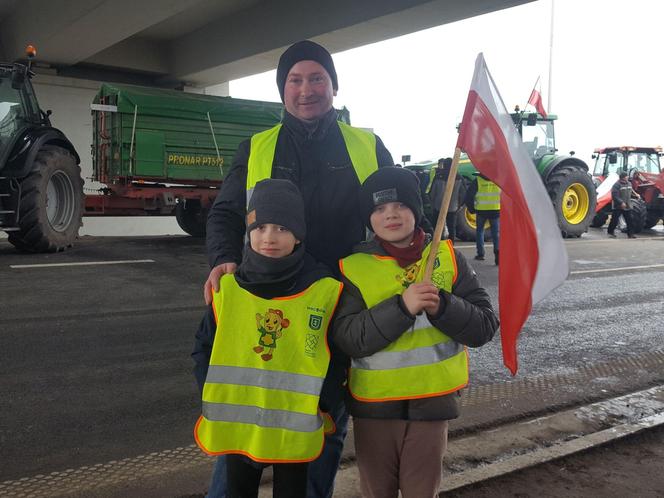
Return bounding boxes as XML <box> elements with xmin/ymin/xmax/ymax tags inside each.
<box><xmin>195</xmin><ymin>276</ymin><xmax>343</xmax><ymax>462</ymax></box>
<box><xmin>475</xmin><ymin>177</ymin><xmax>501</xmax><ymax>211</ymax></box>
<box><xmin>205</xmin><ymin>365</ymin><xmax>324</xmax><ymax>395</ymax></box>
<box><xmin>340</xmin><ymin>240</ymin><xmax>469</xmax><ymax>402</ymax></box>
<box><xmin>245</xmin><ymin>122</ymin><xmax>378</xmax><ymax>206</ymax></box>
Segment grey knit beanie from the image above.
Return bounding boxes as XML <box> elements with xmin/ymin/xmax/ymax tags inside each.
<box><xmin>246</xmin><ymin>179</ymin><xmax>306</xmax><ymax>241</ymax></box>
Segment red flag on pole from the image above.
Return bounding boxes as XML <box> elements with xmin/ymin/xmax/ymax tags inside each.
<box><xmin>527</xmin><ymin>78</ymin><xmax>548</xmax><ymax>118</ymax></box>
<box><xmin>456</xmin><ymin>54</ymin><xmax>568</xmax><ymax>375</ymax></box>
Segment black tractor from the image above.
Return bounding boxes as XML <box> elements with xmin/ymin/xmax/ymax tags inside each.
<box><xmin>0</xmin><ymin>46</ymin><xmax>83</xmax><ymax>252</ymax></box>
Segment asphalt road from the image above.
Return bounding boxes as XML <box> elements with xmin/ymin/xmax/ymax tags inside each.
<box><xmin>0</xmin><ymin>225</ymin><xmax>663</xmax><ymax>483</ymax></box>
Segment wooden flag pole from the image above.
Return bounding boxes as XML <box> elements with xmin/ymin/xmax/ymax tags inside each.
<box><xmin>423</xmin><ymin>146</ymin><xmax>462</xmax><ymax>282</ymax></box>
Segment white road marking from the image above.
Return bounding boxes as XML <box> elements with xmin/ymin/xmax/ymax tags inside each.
<box><xmin>10</xmin><ymin>259</ymin><xmax>155</xmax><ymax>269</ymax></box>
<box><xmin>571</xmin><ymin>263</ymin><xmax>664</xmax><ymax>275</ymax></box>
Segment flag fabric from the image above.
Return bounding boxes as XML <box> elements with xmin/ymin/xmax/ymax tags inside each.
<box><xmin>456</xmin><ymin>53</ymin><xmax>569</xmax><ymax>375</ymax></box>
<box><xmin>527</xmin><ymin>78</ymin><xmax>547</xmax><ymax>118</ymax></box>
<box><xmin>594</xmin><ymin>172</ymin><xmax>619</xmax><ymax>212</ymax></box>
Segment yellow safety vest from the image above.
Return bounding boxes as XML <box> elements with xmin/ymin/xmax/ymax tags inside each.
<box><xmin>195</xmin><ymin>275</ymin><xmax>343</xmax><ymax>463</ymax></box>
<box><xmin>340</xmin><ymin>240</ymin><xmax>469</xmax><ymax>402</ymax></box>
<box><xmin>245</xmin><ymin>121</ymin><xmax>379</xmax><ymax>205</ymax></box>
<box><xmin>475</xmin><ymin>177</ymin><xmax>501</xmax><ymax>211</ymax></box>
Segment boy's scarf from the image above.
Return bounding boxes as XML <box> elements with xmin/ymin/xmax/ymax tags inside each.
<box><xmin>234</xmin><ymin>243</ymin><xmax>305</xmax><ymax>298</ymax></box>
<box><xmin>376</xmin><ymin>227</ymin><xmax>426</xmax><ymax>268</ymax></box>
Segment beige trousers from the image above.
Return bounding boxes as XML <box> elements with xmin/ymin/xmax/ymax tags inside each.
<box><xmin>353</xmin><ymin>418</ymin><xmax>449</xmax><ymax>498</ymax></box>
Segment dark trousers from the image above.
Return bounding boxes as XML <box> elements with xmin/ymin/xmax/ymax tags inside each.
<box><xmin>433</xmin><ymin>210</ymin><xmax>458</xmax><ymax>240</ymax></box>
<box><xmin>476</xmin><ymin>213</ymin><xmax>500</xmax><ymax>257</ymax></box>
<box><xmin>226</xmin><ymin>455</ymin><xmax>308</xmax><ymax>498</ymax></box>
<box><xmin>607</xmin><ymin>208</ymin><xmax>633</xmax><ymax>236</ymax></box>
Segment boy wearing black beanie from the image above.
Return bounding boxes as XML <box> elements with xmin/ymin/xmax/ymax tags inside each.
<box><xmin>332</xmin><ymin>167</ymin><xmax>499</xmax><ymax>497</ymax></box>
<box><xmin>193</xmin><ymin>179</ymin><xmax>342</xmax><ymax>498</ymax></box>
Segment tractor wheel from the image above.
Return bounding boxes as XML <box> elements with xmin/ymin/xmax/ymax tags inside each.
<box><xmin>630</xmin><ymin>198</ymin><xmax>647</xmax><ymax>233</ymax></box>
<box><xmin>8</xmin><ymin>145</ymin><xmax>84</xmax><ymax>253</ymax></box>
<box><xmin>546</xmin><ymin>165</ymin><xmax>596</xmax><ymax>238</ymax></box>
<box><xmin>455</xmin><ymin>205</ymin><xmax>492</xmax><ymax>242</ymax></box>
<box><xmin>644</xmin><ymin>211</ymin><xmax>661</xmax><ymax>229</ymax></box>
<box><xmin>590</xmin><ymin>211</ymin><xmax>609</xmax><ymax>228</ymax></box>
<box><xmin>175</xmin><ymin>201</ymin><xmax>207</xmax><ymax>237</ymax></box>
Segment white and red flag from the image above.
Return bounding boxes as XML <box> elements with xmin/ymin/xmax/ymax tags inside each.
<box><xmin>594</xmin><ymin>172</ymin><xmax>619</xmax><ymax>212</ymax></box>
<box><xmin>456</xmin><ymin>54</ymin><xmax>569</xmax><ymax>375</ymax></box>
<box><xmin>527</xmin><ymin>77</ymin><xmax>547</xmax><ymax>118</ymax></box>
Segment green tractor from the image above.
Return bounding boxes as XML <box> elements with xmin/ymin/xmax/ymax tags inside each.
<box><xmin>409</xmin><ymin>110</ymin><xmax>596</xmax><ymax>241</ymax></box>
<box><xmin>0</xmin><ymin>47</ymin><xmax>84</xmax><ymax>252</ymax></box>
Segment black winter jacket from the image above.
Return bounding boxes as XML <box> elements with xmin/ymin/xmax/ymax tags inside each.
<box><xmin>206</xmin><ymin>109</ymin><xmax>394</xmax><ymax>273</ymax></box>
<box><xmin>331</xmin><ymin>238</ymin><xmax>499</xmax><ymax>421</ymax></box>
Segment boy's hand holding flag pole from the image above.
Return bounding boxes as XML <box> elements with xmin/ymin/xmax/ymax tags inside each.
<box><xmin>424</xmin><ymin>53</ymin><xmax>569</xmax><ymax>375</ymax></box>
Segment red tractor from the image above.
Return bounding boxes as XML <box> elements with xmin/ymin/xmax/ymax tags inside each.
<box><xmin>591</xmin><ymin>146</ymin><xmax>664</xmax><ymax>231</ymax></box>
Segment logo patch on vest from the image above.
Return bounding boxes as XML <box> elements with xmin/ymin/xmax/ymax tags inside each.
<box><xmin>308</xmin><ymin>314</ymin><xmax>323</xmax><ymax>330</ymax></box>
<box><xmin>253</xmin><ymin>308</ymin><xmax>290</xmax><ymax>362</ymax></box>
<box><xmin>372</xmin><ymin>188</ymin><xmax>398</xmax><ymax>206</ymax></box>
<box><xmin>396</xmin><ymin>262</ymin><xmax>421</xmax><ymax>288</ymax></box>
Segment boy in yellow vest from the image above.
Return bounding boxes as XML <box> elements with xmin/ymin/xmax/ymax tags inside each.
<box><xmin>193</xmin><ymin>179</ymin><xmax>343</xmax><ymax>498</ymax></box>
<box><xmin>332</xmin><ymin>167</ymin><xmax>499</xmax><ymax>498</ymax></box>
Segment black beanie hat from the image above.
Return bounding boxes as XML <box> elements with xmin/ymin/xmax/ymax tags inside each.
<box><xmin>359</xmin><ymin>167</ymin><xmax>423</xmax><ymax>231</ymax></box>
<box><xmin>276</xmin><ymin>40</ymin><xmax>338</xmax><ymax>102</ymax></box>
<box><xmin>246</xmin><ymin>179</ymin><xmax>306</xmax><ymax>242</ymax></box>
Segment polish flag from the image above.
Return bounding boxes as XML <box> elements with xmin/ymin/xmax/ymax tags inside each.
<box><xmin>594</xmin><ymin>172</ymin><xmax>619</xmax><ymax>212</ymax></box>
<box><xmin>527</xmin><ymin>79</ymin><xmax>547</xmax><ymax>118</ymax></box>
<box><xmin>457</xmin><ymin>54</ymin><xmax>569</xmax><ymax>375</ymax></box>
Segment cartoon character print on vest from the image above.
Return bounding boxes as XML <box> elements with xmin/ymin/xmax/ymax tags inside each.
<box><xmin>253</xmin><ymin>308</ymin><xmax>290</xmax><ymax>361</ymax></box>
<box><xmin>396</xmin><ymin>262</ymin><xmax>421</xmax><ymax>288</ymax></box>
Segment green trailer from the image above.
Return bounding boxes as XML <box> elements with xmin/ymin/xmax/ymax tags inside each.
<box><xmin>87</xmin><ymin>83</ymin><xmax>285</xmax><ymax>235</ymax></box>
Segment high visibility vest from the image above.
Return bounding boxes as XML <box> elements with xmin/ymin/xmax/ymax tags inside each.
<box><xmin>195</xmin><ymin>275</ymin><xmax>343</xmax><ymax>463</ymax></box>
<box><xmin>245</xmin><ymin>121</ymin><xmax>379</xmax><ymax>206</ymax></box>
<box><xmin>339</xmin><ymin>240</ymin><xmax>469</xmax><ymax>402</ymax></box>
<box><xmin>475</xmin><ymin>177</ymin><xmax>501</xmax><ymax>211</ymax></box>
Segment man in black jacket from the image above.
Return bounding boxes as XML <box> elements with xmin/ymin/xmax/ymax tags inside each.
<box><xmin>198</xmin><ymin>40</ymin><xmax>394</xmax><ymax>498</ymax></box>
<box><xmin>607</xmin><ymin>171</ymin><xmax>638</xmax><ymax>238</ymax></box>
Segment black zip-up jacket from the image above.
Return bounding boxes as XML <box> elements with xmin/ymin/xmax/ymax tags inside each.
<box><xmin>206</xmin><ymin>109</ymin><xmax>394</xmax><ymax>273</ymax></box>
<box><xmin>331</xmin><ymin>238</ymin><xmax>499</xmax><ymax>420</ymax></box>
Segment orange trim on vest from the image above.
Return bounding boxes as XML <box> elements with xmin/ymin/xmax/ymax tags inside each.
<box><xmin>444</xmin><ymin>238</ymin><xmax>459</xmax><ymax>284</ymax></box>
<box><xmin>194</xmin><ymin>415</ymin><xmax>325</xmax><ymax>464</ymax></box>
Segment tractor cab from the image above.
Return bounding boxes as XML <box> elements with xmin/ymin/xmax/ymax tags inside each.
<box><xmin>592</xmin><ymin>146</ymin><xmax>662</xmax><ymax>182</ymax></box>
<box><xmin>511</xmin><ymin>110</ymin><xmax>557</xmax><ymax>162</ymax></box>
<box><xmin>0</xmin><ymin>61</ymin><xmax>45</xmax><ymax>165</ymax></box>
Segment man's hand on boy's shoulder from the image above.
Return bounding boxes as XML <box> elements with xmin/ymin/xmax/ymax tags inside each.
<box><xmin>401</xmin><ymin>282</ymin><xmax>440</xmax><ymax>316</ymax></box>
<box><xmin>204</xmin><ymin>262</ymin><xmax>238</xmax><ymax>305</ymax></box>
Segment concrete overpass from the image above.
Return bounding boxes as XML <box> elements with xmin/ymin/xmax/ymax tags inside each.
<box><xmin>0</xmin><ymin>0</ymin><xmax>532</xmax><ymax>88</ymax></box>
<box><xmin>0</xmin><ymin>0</ymin><xmax>532</xmax><ymax>191</ymax></box>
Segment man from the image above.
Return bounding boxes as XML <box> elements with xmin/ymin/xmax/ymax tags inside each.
<box><xmin>427</xmin><ymin>157</ymin><xmax>462</xmax><ymax>241</ymax></box>
<box><xmin>198</xmin><ymin>40</ymin><xmax>394</xmax><ymax>498</ymax></box>
<box><xmin>466</xmin><ymin>172</ymin><xmax>500</xmax><ymax>265</ymax></box>
<box><xmin>607</xmin><ymin>171</ymin><xmax>638</xmax><ymax>239</ymax></box>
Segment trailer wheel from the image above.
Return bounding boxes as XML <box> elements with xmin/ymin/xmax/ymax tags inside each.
<box><xmin>546</xmin><ymin>165</ymin><xmax>596</xmax><ymax>238</ymax></box>
<box><xmin>455</xmin><ymin>205</ymin><xmax>493</xmax><ymax>242</ymax></box>
<box><xmin>175</xmin><ymin>201</ymin><xmax>207</xmax><ymax>237</ymax></box>
<box><xmin>8</xmin><ymin>145</ymin><xmax>84</xmax><ymax>252</ymax></box>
